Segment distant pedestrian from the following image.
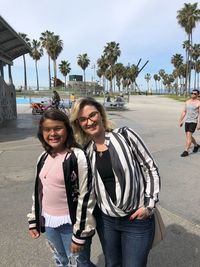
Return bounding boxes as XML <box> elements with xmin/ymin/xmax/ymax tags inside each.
<box><xmin>27</xmin><ymin>109</ymin><xmax>96</xmax><ymax>267</ymax></box>
<box><xmin>106</xmin><ymin>95</ymin><xmax>111</xmax><ymax>102</ymax></box>
<box><xmin>52</xmin><ymin>90</ymin><xmax>61</xmax><ymax>109</ymax></box>
<box><xmin>179</xmin><ymin>89</ymin><xmax>200</xmax><ymax>157</ymax></box>
<box><xmin>70</xmin><ymin>94</ymin><xmax>76</xmax><ymax>108</ymax></box>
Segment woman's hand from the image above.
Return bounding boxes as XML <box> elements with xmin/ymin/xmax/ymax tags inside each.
<box><xmin>129</xmin><ymin>207</ymin><xmax>150</xmax><ymax>221</ymax></box>
<box><xmin>29</xmin><ymin>229</ymin><xmax>40</xmax><ymax>239</ymax></box>
<box><xmin>71</xmin><ymin>242</ymin><xmax>84</xmax><ymax>253</ymax></box>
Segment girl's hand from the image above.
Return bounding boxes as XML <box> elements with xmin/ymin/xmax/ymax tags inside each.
<box><xmin>71</xmin><ymin>242</ymin><xmax>84</xmax><ymax>253</ymax></box>
<box><xmin>129</xmin><ymin>207</ymin><xmax>150</xmax><ymax>221</ymax></box>
<box><xmin>29</xmin><ymin>229</ymin><xmax>40</xmax><ymax>239</ymax></box>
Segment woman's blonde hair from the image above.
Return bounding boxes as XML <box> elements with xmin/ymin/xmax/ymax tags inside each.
<box><xmin>70</xmin><ymin>97</ymin><xmax>113</xmax><ymax>145</ymax></box>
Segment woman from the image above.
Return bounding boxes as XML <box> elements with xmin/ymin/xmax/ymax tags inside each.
<box><xmin>70</xmin><ymin>97</ymin><xmax>161</xmax><ymax>267</ymax></box>
<box><xmin>27</xmin><ymin>109</ymin><xmax>96</xmax><ymax>267</ymax></box>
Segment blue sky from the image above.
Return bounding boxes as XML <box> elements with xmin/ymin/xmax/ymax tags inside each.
<box><xmin>1</xmin><ymin>0</ymin><xmax>200</xmax><ymax>90</ymax></box>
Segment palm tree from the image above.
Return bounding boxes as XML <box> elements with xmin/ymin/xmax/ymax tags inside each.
<box><xmin>153</xmin><ymin>74</ymin><xmax>159</xmax><ymax>93</ymax></box>
<box><xmin>144</xmin><ymin>73</ymin><xmax>151</xmax><ymax>93</ymax></box>
<box><xmin>19</xmin><ymin>33</ymin><xmax>31</xmax><ymax>90</ymax></box>
<box><xmin>129</xmin><ymin>64</ymin><xmax>139</xmax><ymax>93</ymax></box>
<box><xmin>158</xmin><ymin>69</ymin><xmax>166</xmax><ymax>93</ymax></box>
<box><xmin>40</xmin><ymin>31</ymin><xmax>54</xmax><ymax>89</ymax></box>
<box><xmin>113</xmin><ymin>63</ymin><xmax>124</xmax><ymax>92</ymax></box>
<box><xmin>77</xmin><ymin>53</ymin><xmax>90</xmax><ymax>95</ymax></box>
<box><xmin>195</xmin><ymin>60</ymin><xmax>200</xmax><ymax>90</ymax></box>
<box><xmin>29</xmin><ymin>39</ymin><xmax>43</xmax><ymax>91</ymax></box>
<box><xmin>191</xmin><ymin>43</ymin><xmax>200</xmax><ymax>89</ymax></box>
<box><xmin>157</xmin><ymin>75</ymin><xmax>161</xmax><ymax>93</ymax></box>
<box><xmin>104</xmin><ymin>69</ymin><xmax>112</xmax><ymax>91</ymax></box>
<box><xmin>59</xmin><ymin>60</ymin><xmax>71</xmax><ymax>89</ymax></box>
<box><xmin>177</xmin><ymin>64</ymin><xmax>187</xmax><ymax>94</ymax></box>
<box><xmin>97</xmin><ymin>55</ymin><xmax>109</xmax><ymax>92</ymax></box>
<box><xmin>177</xmin><ymin>3</ymin><xmax>200</xmax><ymax>93</ymax></box>
<box><xmin>171</xmin><ymin>54</ymin><xmax>184</xmax><ymax>69</ymax></box>
<box><xmin>163</xmin><ymin>74</ymin><xmax>175</xmax><ymax>93</ymax></box>
<box><xmin>171</xmin><ymin>54</ymin><xmax>184</xmax><ymax>91</ymax></box>
<box><xmin>48</xmin><ymin>34</ymin><xmax>63</xmax><ymax>87</ymax></box>
<box><xmin>177</xmin><ymin>3</ymin><xmax>200</xmax><ymax>45</ymax></box>
<box><xmin>103</xmin><ymin>41</ymin><xmax>121</xmax><ymax>92</ymax></box>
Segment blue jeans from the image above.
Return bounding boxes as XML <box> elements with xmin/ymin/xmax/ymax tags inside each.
<box><xmin>97</xmin><ymin>212</ymin><xmax>155</xmax><ymax>267</ymax></box>
<box><xmin>45</xmin><ymin>224</ymin><xmax>96</xmax><ymax>267</ymax></box>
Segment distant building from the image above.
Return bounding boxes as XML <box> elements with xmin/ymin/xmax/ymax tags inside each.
<box><xmin>0</xmin><ymin>16</ymin><xmax>31</xmax><ymax>125</ymax></box>
<box><xmin>69</xmin><ymin>75</ymin><xmax>83</xmax><ymax>82</ymax></box>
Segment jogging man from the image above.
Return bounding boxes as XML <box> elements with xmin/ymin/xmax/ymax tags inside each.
<box><xmin>179</xmin><ymin>89</ymin><xmax>200</xmax><ymax>157</ymax></box>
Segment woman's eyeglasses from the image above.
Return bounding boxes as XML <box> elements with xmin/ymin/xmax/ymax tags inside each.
<box><xmin>77</xmin><ymin>111</ymin><xmax>99</xmax><ymax>124</ymax></box>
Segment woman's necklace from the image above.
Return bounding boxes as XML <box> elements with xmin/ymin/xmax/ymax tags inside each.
<box><xmin>95</xmin><ymin>137</ymin><xmax>107</xmax><ymax>158</ymax></box>
<box><xmin>99</xmin><ymin>151</ymin><xmax>104</xmax><ymax>157</ymax></box>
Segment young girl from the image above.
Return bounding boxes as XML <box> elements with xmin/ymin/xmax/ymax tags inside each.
<box><xmin>27</xmin><ymin>109</ymin><xmax>96</xmax><ymax>267</ymax></box>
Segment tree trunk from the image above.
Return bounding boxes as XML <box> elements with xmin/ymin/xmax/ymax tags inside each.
<box><xmin>155</xmin><ymin>81</ymin><xmax>157</xmax><ymax>93</ymax></box>
<box><xmin>48</xmin><ymin>55</ymin><xmax>51</xmax><ymax>89</ymax></box>
<box><xmin>110</xmin><ymin>68</ymin><xmax>113</xmax><ymax>93</ymax></box>
<box><xmin>35</xmin><ymin>60</ymin><xmax>39</xmax><ymax>91</ymax></box>
<box><xmin>194</xmin><ymin>62</ymin><xmax>197</xmax><ymax>90</ymax></box>
<box><xmin>53</xmin><ymin>59</ymin><xmax>57</xmax><ymax>87</ymax></box>
<box><xmin>83</xmin><ymin>70</ymin><xmax>86</xmax><ymax>96</ymax></box>
<box><xmin>188</xmin><ymin>33</ymin><xmax>193</xmax><ymax>94</ymax></box>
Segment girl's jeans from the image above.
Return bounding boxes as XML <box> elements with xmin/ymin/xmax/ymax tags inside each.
<box><xmin>96</xmin><ymin>212</ymin><xmax>155</xmax><ymax>267</ymax></box>
<box><xmin>45</xmin><ymin>224</ymin><xmax>96</xmax><ymax>267</ymax></box>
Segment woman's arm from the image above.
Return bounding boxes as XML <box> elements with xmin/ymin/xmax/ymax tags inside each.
<box><xmin>122</xmin><ymin>127</ymin><xmax>161</xmax><ymax>209</ymax></box>
<box><xmin>72</xmin><ymin>148</ymin><xmax>96</xmax><ymax>245</ymax></box>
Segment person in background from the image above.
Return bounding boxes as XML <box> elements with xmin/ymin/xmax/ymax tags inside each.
<box><xmin>179</xmin><ymin>89</ymin><xmax>200</xmax><ymax>157</ymax></box>
<box><xmin>27</xmin><ymin>109</ymin><xmax>96</xmax><ymax>267</ymax></box>
<box><xmin>52</xmin><ymin>90</ymin><xmax>61</xmax><ymax>109</ymax></box>
<box><xmin>69</xmin><ymin>93</ymin><xmax>76</xmax><ymax>109</ymax></box>
<box><xmin>106</xmin><ymin>95</ymin><xmax>111</xmax><ymax>102</ymax></box>
<box><xmin>70</xmin><ymin>97</ymin><xmax>161</xmax><ymax>267</ymax></box>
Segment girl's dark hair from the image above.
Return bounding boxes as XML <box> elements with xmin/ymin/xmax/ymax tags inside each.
<box><xmin>38</xmin><ymin>109</ymin><xmax>78</xmax><ymax>155</ymax></box>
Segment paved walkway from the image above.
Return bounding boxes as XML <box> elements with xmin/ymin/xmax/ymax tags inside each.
<box><xmin>1</xmin><ymin>95</ymin><xmax>200</xmax><ymax>266</ymax></box>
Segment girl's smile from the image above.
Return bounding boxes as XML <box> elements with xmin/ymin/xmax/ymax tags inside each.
<box><xmin>42</xmin><ymin>119</ymin><xmax>67</xmax><ymax>153</ymax></box>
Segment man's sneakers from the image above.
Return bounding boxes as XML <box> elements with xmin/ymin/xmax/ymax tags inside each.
<box><xmin>180</xmin><ymin>151</ymin><xmax>189</xmax><ymax>157</ymax></box>
<box><xmin>193</xmin><ymin>144</ymin><xmax>200</xmax><ymax>153</ymax></box>
<box><xmin>181</xmin><ymin>145</ymin><xmax>200</xmax><ymax>157</ymax></box>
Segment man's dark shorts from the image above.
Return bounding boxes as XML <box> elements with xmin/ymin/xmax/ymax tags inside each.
<box><xmin>185</xmin><ymin>122</ymin><xmax>197</xmax><ymax>133</ymax></box>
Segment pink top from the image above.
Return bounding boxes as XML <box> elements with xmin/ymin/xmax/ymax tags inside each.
<box><xmin>40</xmin><ymin>152</ymin><xmax>70</xmax><ymax>216</ymax></box>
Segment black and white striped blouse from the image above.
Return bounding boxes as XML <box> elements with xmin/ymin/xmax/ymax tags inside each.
<box><xmin>85</xmin><ymin>127</ymin><xmax>161</xmax><ymax>217</ymax></box>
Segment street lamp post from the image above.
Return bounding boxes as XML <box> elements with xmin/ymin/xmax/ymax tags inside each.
<box><xmin>91</xmin><ymin>64</ymin><xmax>96</xmax><ymax>95</ymax></box>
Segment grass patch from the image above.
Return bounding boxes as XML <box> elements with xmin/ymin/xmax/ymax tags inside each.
<box><xmin>162</xmin><ymin>94</ymin><xmax>189</xmax><ymax>102</ymax></box>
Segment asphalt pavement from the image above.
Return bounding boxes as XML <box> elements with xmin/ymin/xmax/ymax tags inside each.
<box><xmin>1</xmin><ymin>95</ymin><xmax>200</xmax><ymax>267</ymax></box>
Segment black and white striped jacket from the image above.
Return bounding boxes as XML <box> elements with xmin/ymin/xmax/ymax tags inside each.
<box><xmin>85</xmin><ymin>127</ymin><xmax>161</xmax><ymax>217</ymax></box>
